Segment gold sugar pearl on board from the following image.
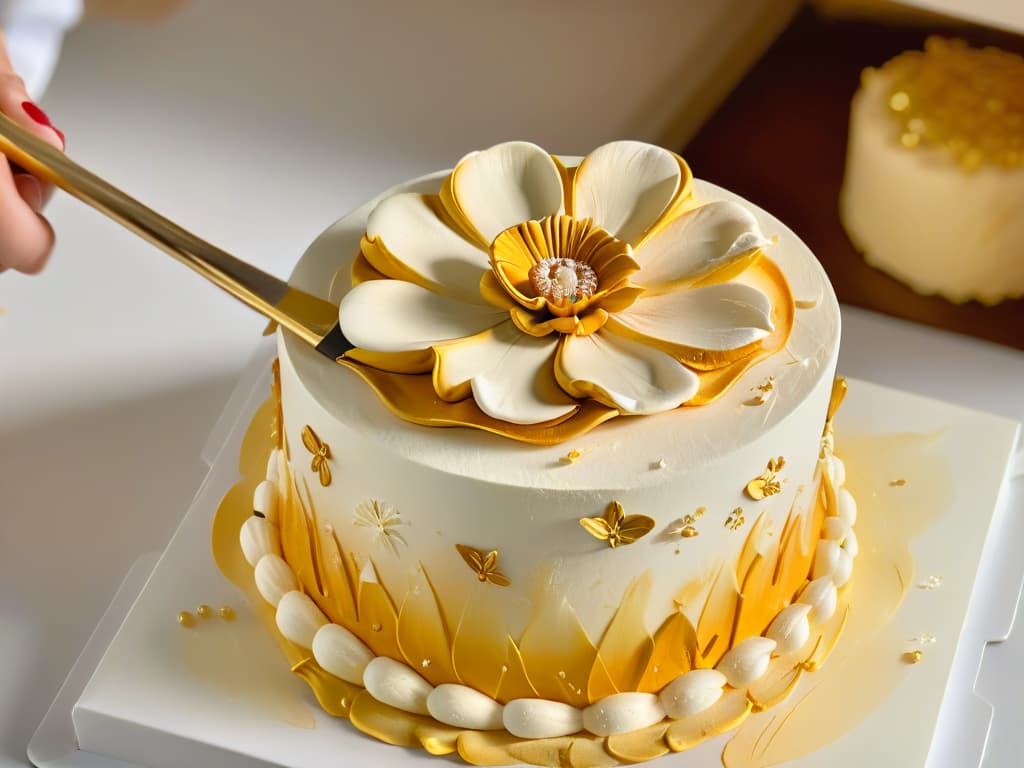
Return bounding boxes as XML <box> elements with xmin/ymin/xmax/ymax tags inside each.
<box><xmin>196</xmin><ymin>604</ymin><xmax>214</xmax><ymax>619</ymax></box>
<box><xmin>177</xmin><ymin>611</ymin><xmax>196</xmax><ymax>629</ymax></box>
<box><xmin>903</xmin><ymin>650</ymin><xmax>924</xmax><ymax>664</ymax></box>
<box><xmin>219</xmin><ymin>606</ymin><xmax>236</xmax><ymax>622</ymax></box>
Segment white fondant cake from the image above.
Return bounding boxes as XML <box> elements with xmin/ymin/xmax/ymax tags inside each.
<box><xmin>841</xmin><ymin>37</ymin><xmax>1024</xmax><ymax>305</ymax></box>
<box><xmin>232</xmin><ymin>141</ymin><xmax>851</xmax><ymax>765</ymax></box>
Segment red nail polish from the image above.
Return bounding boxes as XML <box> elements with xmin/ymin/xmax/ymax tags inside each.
<box><xmin>21</xmin><ymin>101</ymin><xmax>64</xmax><ymax>147</ymax></box>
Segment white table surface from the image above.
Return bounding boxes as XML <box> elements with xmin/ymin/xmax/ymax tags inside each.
<box><xmin>1</xmin><ymin>3</ymin><xmax>1022</xmax><ymax>768</ymax></box>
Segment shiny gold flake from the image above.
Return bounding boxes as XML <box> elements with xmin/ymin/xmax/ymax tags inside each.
<box><xmin>579</xmin><ymin>501</ymin><xmax>655</xmax><ymax>548</ymax></box>
<box><xmin>903</xmin><ymin>650</ymin><xmax>924</xmax><ymax>664</ymax></box>
<box><xmin>890</xmin><ymin>479</ymin><xmax>908</xmax><ymax>487</ymax></box>
<box><xmin>669</xmin><ymin>507</ymin><xmax>706</xmax><ymax>539</ymax></box>
<box><xmin>300</xmin><ymin>424</ymin><xmax>332</xmax><ymax>486</ymax></box>
<box><xmin>746</xmin><ymin>457</ymin><xmax>786</xmax><ymax>500</ymax></box>
<box><xmin>353</xmin><ymin>500</ymin><xmax>408</xmax><ymax>556</ymax></box>
<box><xmin>725</xmin><ymin>507</ymin><xmax>746</xmax><ymax>531</ymax></box>
<box><xmin>455</xmin><ymin>544</ymin><xmax>511</xmax><ymax>587</ymax></box>
<box><xmin>560</xmin><ymin>449</ymin><xmax>582</xmax><ymax>464</ymax></box>
<box><xmin>743</xmin><ymin>376</ymin><xmax>775</xmax><ymax>406</ymax></box>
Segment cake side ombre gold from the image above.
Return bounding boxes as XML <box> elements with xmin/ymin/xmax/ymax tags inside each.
<box><xmin>220</xmin><ymin>142</ymin><xmax>852</xmax><ymax>765</ymax></box>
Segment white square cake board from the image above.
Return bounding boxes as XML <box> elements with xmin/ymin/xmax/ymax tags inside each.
<box><xmin>27</xmin><ymin>342</ymin><xmax>1023</xmax><ymax>768</ymax></box>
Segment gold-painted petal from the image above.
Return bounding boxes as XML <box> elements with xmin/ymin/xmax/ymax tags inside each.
<box><xmin>338</xmin><ymin>357</ymin><xmax>621</xmax><ymax>445</ymax></box>
<box><xmin>479</xmin><ymin>270</ymin><xmax>521</xmax><ymax>311</ymax></box>
<box><xmin>338</xmin><ymin>279</ymin><xmax>506</xmax><ymax>353</ymax></box>
<box><xmin>589</xmin><ymin>573</ymin><xmax>655</xmax><ymax>698</ymax></box>
<box><xmin>573</xmin><ymin>141</ymin><xmax>683</xmax><ymax>244</ymax></box>
<box><xmin>343</xmin><ymin>347</ymin><xmax>435</xmax><ymax>375</ymax></box>
<box><xmin>632</xmin><ymin>200</ymin><xmax>770</xmax><ymax>292</ymax></box>
<box><xmin>449</xmin><ymin>141</ymin><xmax>565</xmax><ymax>244</ymax></box>
<box><xmin>363</xmin><ymin>193</ymin><xmax>490</xmax><ymax>304</ymax></box>
<box><xmin>490</xmin><ymin>220</ymin><xmax>550</xmax><ymax>312</ymax></box>
<box><xmin>397</xmin><ymin>565</ymin><xmax>457</xmax><ymax>685</ymax></box>
<box><xmin>611</xmin><ymin>282</ymin><xmax>773</xmax><ymax>353</ymax></box>
<box><xmin>594</xmin><ymin>285</ymin><xmax>645</xmax><ymax>314</ymax></box>
<box><xmin>432</xmin><ymin>321</ymin><xmax>576</xmax><ymax>425</ymax></box>
<box><xmin>517</xmin><ymin>593</ymin><xmax>597</xmax><ymax>707</ymax></box>
<box><xmin>556</xmin><ymin>332</ymin><xmax>700</xmax><ymax>414</ymax></box>
<box><xmin>510</xmin><ymin>308</ymin><xmax>608</xmax><ymax>338</ymax></box>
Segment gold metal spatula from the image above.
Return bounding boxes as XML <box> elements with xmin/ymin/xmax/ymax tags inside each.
<box><xmin>0</xmin><ymin>112</ymin><xmax>354</xmax><ymax>360</ymax></box>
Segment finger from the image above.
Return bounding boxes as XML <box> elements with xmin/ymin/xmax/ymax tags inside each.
<box><xmin>0</xmin><ymin>156</ymin><xmax>55</xmax><ymax>273</ymax></box>
<box><xmin>0</xmin><ymin>30</ymin><xmax>64</xmax><ymax>151</ymax></box>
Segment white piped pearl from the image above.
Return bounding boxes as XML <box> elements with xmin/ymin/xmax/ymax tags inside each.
<box><xmin>843</xmin><ymin>528</ymin><xmax>859</xmax><ymax>558</ymax></box>
<box><xmin>363</xmin><ymin>657</ymin><xmax>433</xmax><ymax>715</ymax></box>
<box><xmin>276</xmin><ymin>591</ymin><xmax>328</xmax><ymax>648</ymax></box>
<box><xmin>312</xmin><ymin>623</ymin><xmax>374</xmax><ymax>685</ymax></box>
<box><xmin>427</xmin><ymin>684</ymin><xmax>504</xmax><ymax>730</ymax></box>
<box><xmin>813</xmin><ymin>539</ymin><xmax>840</xmax><ymax>580</ymax></box>
<box><xmin>265</xmin><ymin>448</ymin><xmax>281</xmax><ymax>483</ymax></box>
<box><xmin>240</xmin><ymin>516</ymin><xmax>281</xmax><ymax>567</ymax></box>
<box><xmin>582</xmin><ymin>692</ymin><xmax>664</xmax><ymax>736</ymax></box>
<box><xmin>253</xmin><ymin>480</ymin><xmax>279</xmax><ymax>522</ymax></box>
<box><xmin>716</xmin><ymin>636</ymin><xmax>776</xmax><ymax>688</ymax></box>
<box><xmin>836</xmin><ymin>488</ymin><xmax>857</xmax><ymax>526</ymax></box>
<box><xmin>823</xmin><ymin>516</ymin><xmax>851</xmax><ymax>542</ymax></box>
<box><xmin>658</xmin><ymin>669</ymin><xmax>727</xmax><ymax>718</ymax></box>
<box><xmin>766</xmin><ymin>604</ymin><xmax>812</xmax><ymax>655</ymax></box>
<box><xmin>832</xmin><ymin>550</ymin><xmax>854</xmax><ymax>587</ymax></box>
<box><xmin>254</xmin><ymin>554</ymin><xmax>299</xmax><ymax>607</ymax></box>
<box><xmin>799</xmin><ymin>576</ymin><xmax>838</xmax><ymax>623</ymax></box>
<box><xmin>503</xmin><ymin>699</ymin><xmax>583</xmax><ymax>739</ymax></box>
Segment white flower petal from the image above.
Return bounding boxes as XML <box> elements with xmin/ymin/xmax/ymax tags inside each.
<box><xmin>632</xmin><ymin>200</ymin><xmax>770</xmax><ymax>289</ymax></box>
<box><xmin>573</xmin><ymin>141</ymin><xmax>681</xmax><ymax>243</ymax></box>
<box><xmin>366</xmin><ymin>193</ymin><xmax>490</xmax><ymax>303</ymax></box>
<box><xmin>339</xmin><ymin>280</ymin><xmax>505</xmax><ymax>352</ymax></box>
<box><xmin>452</xmin><ymin>141</ymin><xmax>564</xmax><ymax>244</ymax></box>
<box><xmin>556</xmin><ymin>331</ymin><xmax>699</xmax><ymax>414</ymax></box>
<box><xmin>613</xmin><ymin>283</ymin><xmax>773</xmax><ymax>352</ymax></box>
<box><xmin>436</xmin><ymin>321</ymin><xmax>575</xmax><ymax>425</ymax></box>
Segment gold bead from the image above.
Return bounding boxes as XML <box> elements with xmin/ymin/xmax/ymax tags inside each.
<box><xmin>888</xmin><ymin>91</ymin><xmax>910</xmax><ymax>112</ymax></box>
<box><xmin>218</xmin><ymin>606</ymin><xmax>236</xmax><ymax>622</ymax></box>
<box><xmin>177</xmin><ymin>611</ymin><xmax>196</xmax><ymax>628</ymax></box>
<box><xmin>903</xmin><ymin>650</ymin><xmax>924</xmax><ymax>664</ymax></box>
<box><xmin>196</xmin><ymin>604</ymin><xmax>213</xmax><ymax>619</ymax></box>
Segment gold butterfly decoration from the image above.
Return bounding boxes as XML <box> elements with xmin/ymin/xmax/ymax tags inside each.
<box><xmin>300</xmin><ymin>424</ymin><xmax>332</xmax><ymax>486</ymax></box>
<box><xmin>455</xmin><ymin>544</ymin><xmax>511</xmax><ymax>587</ymax></box>
<box><xmin>745</xmin><ymin>456</ymin><xmax>786</xmax><ymax>500</ymax></box>
<box><xmin>579</xmin><ymin>501</ymin><xmax>655</xmax><ymax>549</ymax></box>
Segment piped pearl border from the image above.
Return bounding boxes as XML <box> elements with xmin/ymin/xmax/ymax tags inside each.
<box><xmin>239</xmin><ymin>447</ymin><xmax>857</xmax><ymax>739</ymax></box>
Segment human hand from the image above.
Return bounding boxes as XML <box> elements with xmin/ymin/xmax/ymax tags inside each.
<box><xmin>0</xmin><ymin>30</ymin><xmax>65</xmax><ymax>274</ymax></box>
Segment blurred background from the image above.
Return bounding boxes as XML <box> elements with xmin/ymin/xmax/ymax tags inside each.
<box><xmin>0</xmin><ymin>1</ymin><xmax>1021</xmax><ymax>767</ymax></box>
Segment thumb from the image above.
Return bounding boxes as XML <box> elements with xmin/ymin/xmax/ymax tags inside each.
<box><xmin>0</xmin><ymin>29</ymin><xmax>64</xmax><ymax>151</ymax></box>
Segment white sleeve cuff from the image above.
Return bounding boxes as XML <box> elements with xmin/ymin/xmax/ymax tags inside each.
<box><xmin>1</xmin><ymin>0</ymin><xmax>84</xmax><ymax>99</ymax></box>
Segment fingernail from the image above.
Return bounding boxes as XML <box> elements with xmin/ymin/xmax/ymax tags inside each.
<box><xmin>21</xmin><ymin>101</ymin><xmax>65</xmax><ymax>148</ymax></box>
<box><xmin>14</xmin><ymin>173</ymin><xmax>43</xmax><ymax>212</ymax></box>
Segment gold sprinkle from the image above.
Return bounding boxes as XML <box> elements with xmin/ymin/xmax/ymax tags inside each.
<box><xmin>218</xmin><ymin>606</ymin><xmax>236</xmax><ymax>621</ymax></box>
<box><xmin>177</xmin><ymin>611</ymin><xmax>196</xmax><ymax>628</ymax></box>
<box><xmin>903</xmin><ymin>650</ymin><xmax>924</xmax><ymax>664</ymax></box>
<box><xmin>681</xmin><ymin>526</ymin><xmax>699</xmax><ymax>538</ymax></box>
<box><xmin>726</xmin><ymin>508</ymin><xmax>746</xmax><ymax>531</ymax></box>
<box><xmin>196</xmin><ymin>604</ymin><xmax>213</xmax><ymax>619</ymax></box>
<box><xmin>421</xmin><ymin>659</ymin><xmax>431</xmax><ymax>668</ymax></box>
<box><xmin>371</xmin><ymin>623</ymin><xmax>382</xmax><ymax>632</ymax></box>
<box><xmin>651</xmin><ymin>458</ymin><xmax>667</xmax><ymax>470</ymax></box>
<box><xmin>890</xmin><ymin>479</ymin><xmax>908</xmax><ymax>486</ymax></box>
<box><xmin>881</xmin><ymin>37</ymin><xmax>1024</xmax><ymax>171</ymax></box>
<box><xmin>561</xmin><ymin>449</ymin><xmax>582</xmax><ymax>464</ymax></box>
<box><xmin>889</xmin><ymin>90</ymin><xmax>911</xmax><ymax>111</ymax></box>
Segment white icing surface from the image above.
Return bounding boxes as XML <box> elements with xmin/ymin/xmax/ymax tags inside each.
<box><xmin>715</xmin><ymin>636</ymin><xmax>776</xmax><ymax>688</ymax></box>
<box><xmin>841</xmin><ymin>70</ymin><xmax>1024</xmax><ymax>304</ymax></box>
<box><xmin>239</xmin><ymin>516</ymin><xmax>280</xmax><ymax>567</ymax></box>
<box><xmin>658</xmin><ymin>668</ymin><xmax>727</xmax><ymax>718</ymax></box>
<box><xmin>274</xmin><ymin>591</ymin><xmax>328</xmax><ymax>649</ymax></box>
<box><xmin>253</xmin><ymin>553</ymin><xmax>298</xmax><ymax>608</ymax></box>
<box><xmin>426</xmin><ymin>684</ymin><xmax>505</xmax><ymax>730</ymax></box>
<box><xmin>581</xmin><ymin>692</ymin><xmax>665</xmax><ymax>736</ymax></box>
<box><xmin>311</xmin><ymin>624</ymin><xmax>373</xmax><ymax>686</ymax></box>
<box><xmin>278</xmin><ymin>168</ymin><xmax>840</xmax><ymax>641</ymax></box>
<box><xmin>502</xmin><ymin>698</ymin><xmax>583</xmax><ymax>739</ymax></box>
<box><xmin>362</xmin><ymin>657</ymin><xmax>433</xmax><ymax>716</ymax></box>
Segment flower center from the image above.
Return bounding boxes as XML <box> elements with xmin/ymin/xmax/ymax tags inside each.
<box><xmin>528</xmin><ymin>258</ymin><xmax>598</xmax><ymax>307</ymax></box>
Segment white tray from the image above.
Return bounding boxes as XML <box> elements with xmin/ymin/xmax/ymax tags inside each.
<box><xmin>28</xmin><ymin>341</ymin><xmax>1023</xmax><ymax>768</ymax></box>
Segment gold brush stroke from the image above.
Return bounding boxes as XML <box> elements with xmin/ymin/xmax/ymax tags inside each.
<box><xmin>588</xmin><ymin>573</ymin><xmax>656</xmax><ymax>700</ymax></box>
<box><xmin>211</xmin><ymin>377</ymin><xmax>885</xmax><ymax>765</ymax></box>
<box><xmin>397</xmin><ymin>566</ymin><xmax>459</xmax><ymax>686</ymax></box>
